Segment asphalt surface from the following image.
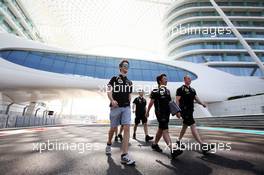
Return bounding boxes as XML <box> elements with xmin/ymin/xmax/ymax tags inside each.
<box><xmin>0</xmin><ymin>124</ymin><xmax>263</xmax><ymax>175</ymax></box>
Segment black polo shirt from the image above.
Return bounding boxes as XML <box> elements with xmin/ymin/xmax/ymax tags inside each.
<box><xmin>176</xmin><ymin>85</ymin><xmax>196</xmax><ymax>111</ymax></box>
<box><xmin>133</xmin><ymin>96</ymin><xmax>146</xmax><ymax>116</ymax></box>
<box><xmin>108</xmin><ymin>74</ymin><xmax>133</xmax><ymax>107</ymax></box>
<box><xmin>150</xmin><ymin>86</ymin><xmax>171</xmax><ymax>115</ymax></box>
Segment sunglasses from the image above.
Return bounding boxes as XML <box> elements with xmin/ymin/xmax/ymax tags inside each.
<box><xmin>122</xmin><ymin>63</ymin><xmax>129</xmax><ymax>68</ymax></box>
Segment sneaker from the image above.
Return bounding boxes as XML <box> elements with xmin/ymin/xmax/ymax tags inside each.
<box><xmin>176</xmin><ymin>140</ymin><xmax>186</xmax><ymax>149</ymax></box>
<box><xmin>121</xmin><ymin>154</ymin><xmax>135</xmax><ymax>165</ymax></box>
<box><xmin>114</xmin><ymin>136</ymin><xmax>118</xmax><ymax>142</ymax></box>
<box><xmin>118</xmin><ymin>134</ymin><xmax>123</xmax><ymax>142</ymax></box>
<box><xmin>145</xmin><ymin>135</ymin><xmax>154</xmax><ymax>142</ymax></box>
<box><xmin>171</xmin><ymin>148</ymin><xmax>183</xmax><ymax>159</ymax></box>
<box><xmin>201</xmin><ymin>143</ymin><xmax>215</xmax><ymax>154</ymax></box>
<box><xmin>105</xmin><ymin>144</ymin><xmax>111</xmax><ymax>155</ymax></box>
<box><xmin>133</xmin><ymin>133</ymin><xmax>136</xmax><ymax>139</ymax></box>
<box><xmin>151</xmin><ymin>144</ymin><xmax>163</xmax><ymax>152</ymax></box>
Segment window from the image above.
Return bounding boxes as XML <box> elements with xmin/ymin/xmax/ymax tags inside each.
<box><xmin>74</xmin><ymin>63</ymin><xmax>86</xmax><ymax>76</ymax></box>
<box><xmin>250</xmin><ymin>11</ymin><xmax>262</xmax><ymax>16</ymax></box>
<box><xmin>96</xmin><ymin>57</ymin><xmax>105</xmax><ymax>66</ymax></box>
<box><xmin>86</xmin><ymin>65</ymin><xmax>95</xmax><ymax>77</ymax></box>
<box><xmin>142</xmin><ymin>69</ymin><xmax>152</xmax><ymax>81</ymax></box>
<box><xmin>258</xmin><ymin>43</ymin><xmax>264</xmax><ymax>50</ymax></box>
<box><xmin>39</xmin><ymin>54</ymin><xmax>54</xmax><ymax>71</ymax></box>
<box><xmin>64</xmin><ymin>61</ymin><xmax>76</xmax><ymax>74</ymax></box>
<box><xmin>168</xmin><ymin>70</ymin><xmax>179</xmax><ymax>82</ymax></box>
<box><xmin>130</xmin><ymin>60</ymin><xmax>141</xmax><ymax>69</ymax></box>
<box><xmin>24</xmin><ymin>52</ymin><xmax>42</xmax><ymax>68</ymax></box>
<box><xmin>52</xmin><ymin>59</ymin><xmax>65</xmax><ymax>73</ymax></box>
<box><xmin>105</xmin><ymin>67</ymin><xmax>116</xmax><ymax>79</ymax></box>
<box><xmin>256</xmin><ymin>32</ymin><xmax>264</xmax><ymax>38</ymax></box>
<box><xmin>230</xmin><ymin>2</ymin><xmax>244</xmax><ymax>6</ymax></box>
<box><xmin>225</xmin><ymin>54</ymin><xmax>240</xmax><ymax>61</ymax></box>
<box><xmin>253</xmin><ymin>21</ymin><xmax>264</xmax><ymax>27</ymax></box>
<box><xmin>254</xmin><ymin>68</ymin><xmax>264</xmax><ymax>76</ymax></box>
<box><xmin>214</xmin><ymin>67</ymin><xmax>254</xmax><ymax>76</ymax></box>
<box><xmin>8</xmin><ymin>51</ymin><xmax>28</xmax><ymax>65</ymax></box>
<box><xmin>87</xmin><ymin>56</ymin><xmax>96</xmax><ymax>66</ymax></box>
<box><xmin>246</xmin><ymin>2</ymin><xmax>259</xmax><ymax>7</ymax></box>
<box><xmin>224</xmin><ymin>42</ymin><xmax>237</xmax><ymax>49</ymax></box>
<box><xmin>95</xmin><ymin>66</ymin><xmax>105</xmax><ymax>78</ymax></box>
<box><xmin>0</xmin><ymin>50</ymin><xmax>198</xmax><ymax>81</ymax></box>
<box><xmin>51</xmin><ymin>55</ymin><xmax>66</xmax><ymax>73</ymax></box>
<box><xmin>0</xmin><ymin>51</ymin><xmax>10</xmax><ymax>58</ymax></box>
<box><xmin>105</xmin><ymin>57</ymin><xmax>117</xmax><ymax>67</ymax></box>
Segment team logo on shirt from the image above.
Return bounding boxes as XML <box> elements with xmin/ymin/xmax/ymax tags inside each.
<box><xmin>160</xmin><ymin>88</ymin><xmax>165</xmax><ymax>95</ymax></box>
<box><xmin>184</xmin><ymin>87</ymin><xmax>190</xmax><ymax>94</ymax></box>
<box><xmin>117</xmin><ymin>78</ymin><xmax>123</xmax><ymax>84</ymax></box>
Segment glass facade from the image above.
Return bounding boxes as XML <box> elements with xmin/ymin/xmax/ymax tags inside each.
<box><xmin>0</xmin><ymin>0</ymin><xmax>42</xmax><ymax>41</ymax></box>
<box><xmin>169</xmin><ymin>32</ymin><xmax>264</xmax><ymax>46</ymax></box>
<box><xmin>213</xmin><ymin>66</ymin><xmax>264</xmax><ymax>77</ymax></box>
<box><xmin>166</xmin><ymin>0</ymin><xmax>264</xmax><ymax>77</ymax></box>
<box><xmin>166</xmin><ymin>1</ymin><xmax>264</xmax><ymax>19</ymax></box>
<box><xmin>0</xmin><ymin>50</ymin><xmax>197</xmax><ymax>82</ymax></box>
<box><xmin>171</xmin><ymin>41</ymin><xmax>264</xmax><ymax>55</ymax></box>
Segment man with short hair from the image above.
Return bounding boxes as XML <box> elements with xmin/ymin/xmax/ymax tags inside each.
<box><xmin>146</xmin><ymin>74</ymin><xmax>183</xmax><ymax>159</ymax></box>
<box><xmin>132</xmin><ymin>90</ymin><xmax>153</xmax><ymax>142</ymax></box>
<box><xmin>176</xmin><ymin>75</ymin><xmax>214</xmax><ymax>154</ymax></box>
<box><xmin>105</xmin><ymin>59</ymin><xmax>135</xmax><ymax>165</ymax></box>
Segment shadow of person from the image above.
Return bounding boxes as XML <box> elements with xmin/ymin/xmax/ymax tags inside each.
<box><xmin>106</xmin><ymin>155</ymin><xmax>143</xmax><ymax>175</ymax></box>
<box><xmin>200</xmin><ymin>153</ymin><xmax>263</xmax><ymax>175</ymax></box>
<box><xmin>134</xmin><ymin>138</ymin><xmax>152</xmax><ymax>147</ymax></box>
<box><xmin>111</xmin><ymin>142</ymin><xmax>132</xmax><ymax>148</ymax></box>
<box><xmin>156</xmin><ymin>158</ymin><xmax>212</xmax><ymax>175</ymax></box>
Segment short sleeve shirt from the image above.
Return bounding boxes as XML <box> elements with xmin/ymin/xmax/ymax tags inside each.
<box><xmin>108</xmin><ymin>74</ymin><xmax>133</xmax><ymax>107</ymax></box>
<box><xmin>150</xmin><ymin>86</ymin><xmax>171</xmax><ymax>115</ymax></box>
<box><xmin>176</xmin><ymin>85</ymin><xmax>196</xmax><ymax>111</ymax></box>
<box><xmin>133</xmin><ymin>96</ymin><xmax>146</xmax><ymax>115</ymax></box>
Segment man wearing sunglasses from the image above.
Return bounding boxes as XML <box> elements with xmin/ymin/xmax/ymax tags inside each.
<box><xmin>105</xmin><ymin>59</ymin><xmax>135</xmax><ymax>165</ymax></box>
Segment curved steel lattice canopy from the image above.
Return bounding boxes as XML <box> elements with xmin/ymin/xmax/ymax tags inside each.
<box><xmin>19</xmin><ymin>0</ymin><xmax>174</xmax><ymax>59</ymax></box>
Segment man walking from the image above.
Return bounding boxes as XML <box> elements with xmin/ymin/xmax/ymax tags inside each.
<box><xmin>105</xmin><ymin>59</ymin><xmax>135</xmax><ymax>165</ymax></box>
<box><xmin>176</xmin><ymin>75</ymin><xmax>214</xmax><ymax>154</ymax></box>
<box><xmin>146</xmin><ymin>74</ymin><xmax>183</xmax><ymax>159</ymax></box>
<box><xmin>132</xmin><ymin>90</ymin><xmax>153</xmax><ymax>142</ymax></box>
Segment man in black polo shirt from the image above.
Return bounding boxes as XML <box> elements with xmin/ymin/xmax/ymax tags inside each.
<box><xmin>176</xmin><ymin>75</ymin><xmax>214</xmax><ymax>154</ymax></box>
<box><xmin>132</xmin><ymin>90</ymin><xmax>153</xmax><ymax>142</ymax></box>
<box><xmin>146</xmin><ymin>74</ymin><xmax>183</xmax><ymax>159</ymax></box>
<box><xmin>105</xmin><ymin>59</ymin><xmax>135</xmax><ymax>165</ymax></box>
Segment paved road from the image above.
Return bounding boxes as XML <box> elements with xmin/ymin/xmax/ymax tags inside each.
<box><xmin>0</xmin><ymin>124</ymin><xmax>263</xmax><ymax>175</ymax></box>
